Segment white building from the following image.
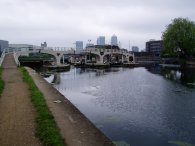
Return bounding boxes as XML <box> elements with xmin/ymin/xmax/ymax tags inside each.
<box><xmin>111</xmin><ymin>35</ymin><xmax>118</xmax><ymax>46</ymax></box>
<box><xmin>132</xmin><ymin>46</ymin><xmax>139</xmax><ymax>52</ymax></box>
<box><xmin>97</xmin><ymin>36</ymin><xmax>105</xmax><ymax>45</ymax></box>
<box><xmin>76</xmin><ymin>41</ymin><xmax>83</xmax><ymax>51</ymax></box>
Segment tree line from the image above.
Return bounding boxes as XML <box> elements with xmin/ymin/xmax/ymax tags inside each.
<box><xmin>162</xmin><ymin>17</ymin><xmax>195</xmax><ymax>59</ymax></box>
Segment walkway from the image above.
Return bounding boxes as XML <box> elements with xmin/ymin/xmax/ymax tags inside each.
<box><xmin>0</xmin><ymin>54</ymin><xmax>41</xmax><ymax>146</ymax></box>
<box><xmin>0</xmin><ymin>53</ymin><xmax>114</xmax><ymax>146</ymax></box>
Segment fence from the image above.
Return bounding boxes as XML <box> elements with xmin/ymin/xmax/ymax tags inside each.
<box><xmin>0</xmin><ymin>51</ymin><xmax>6</xmax><ymax>66</ymax></box>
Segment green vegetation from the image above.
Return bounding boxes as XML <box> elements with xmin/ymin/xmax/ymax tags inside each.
<box><xmin>0</xmin><ymin>67</ymin><xmax>4</xmax><ymax>94</ymax></box>
<box><xmin>162</xmin><ymin>18</ymin><xmax>195</xmax><ymax>59</ymax></box>
<box><xmin>19</xmin><ymin>53</ymin><xmax>55</xmax><ymax>62</ymax></box>
<box><xmin>20</xmin><ymin>67</ymin><xmax>65</xmax><ymax>146</ymax></box>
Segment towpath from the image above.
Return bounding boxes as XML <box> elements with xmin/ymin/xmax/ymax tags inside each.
<box><xmin>0</xmin><ymin>53</ymin><xmax>115</xmax><ymax>146</ymax></box>
<box><xmin>0</xmin><ymin>54</ymin><xmax>41</xmax><ymax>146</ymax></box>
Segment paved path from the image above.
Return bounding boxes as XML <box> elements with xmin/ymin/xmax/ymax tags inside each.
<box><xmin>0</xmin><ymin>54</ymin><xmax>41</xmax><ymax>146</ymax></box>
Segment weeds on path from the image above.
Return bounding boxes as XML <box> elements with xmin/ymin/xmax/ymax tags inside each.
<box><xmin>0</xmin><ymin>67</ymin><xmax>4</xmax><ymax>94</ymax></box>
<box><xmin>20</xmin><ymin>67</ymin><xmax>65</xmax><ymax>146</ymax></box>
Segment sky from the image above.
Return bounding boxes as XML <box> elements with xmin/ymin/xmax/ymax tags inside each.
<box><xmin>0</xmin><ymin>0</ymin><xmax>195</xmax><ymax>50</ymax></box>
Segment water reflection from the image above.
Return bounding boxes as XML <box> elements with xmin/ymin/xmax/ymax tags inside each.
<box><xmin>147</xmin><ymin>66</ymin><xmax>195</xmax><ymax>88</ymax></box>
<box><xmin>45</xmin><ymin>66</ymin><xmax>195</xmax><ymax>146</ymax></box>
<box><xmin>180</xmin><ymin>68</ymin><xmax>195</xmax><ymax>87</ymax></box>
<box><xmin>51</xmin><ymin>73</ymin><xmax>61</xmax><ymax>84</ymax></box>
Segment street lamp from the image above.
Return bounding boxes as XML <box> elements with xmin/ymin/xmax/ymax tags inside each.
<box><xmin>111</xmin><ymin>44</ymin><xmax>113</xmax><ymax>63</ymax></box>
<box><xmin>88</xmin><ymin>40</ymin><xmax>91</xmax><ymax>62</ymax></box>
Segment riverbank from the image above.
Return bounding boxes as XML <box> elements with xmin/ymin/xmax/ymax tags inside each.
<box><xmin>26</xmin><ymin>67</ymin><xmax>115</xmax><ymax>146</ymax></box>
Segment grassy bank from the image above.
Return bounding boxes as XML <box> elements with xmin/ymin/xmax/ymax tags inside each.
<box><xmin>20</xmin><ymin>67</ymin><xmax>65</xmax><ymax>146</ymax></box>
<box><xmin>0</xmin><ymin>67</ymin><xmax>4</xmax><ymax>94</ymax></box>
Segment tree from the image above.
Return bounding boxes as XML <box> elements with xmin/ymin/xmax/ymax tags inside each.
<box><xmin>162</xmin><ymin>18</ymin><xmax>195</xmax><ymax>58</ymax></box>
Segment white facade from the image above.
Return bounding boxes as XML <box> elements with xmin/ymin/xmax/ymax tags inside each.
<box><xmin>97</xmin><ymin>36</ymin><xmax>105</xmax><ymax>45</ymax></box>
<box><xmin>111</xmin><ymin>35</ymin><xmax>118</xmax><ymax>46</ymax></box>
<box><xmin>76</xmin><ymin>41</ymin><xmax>83</xmax><ymax>51</ymax></box>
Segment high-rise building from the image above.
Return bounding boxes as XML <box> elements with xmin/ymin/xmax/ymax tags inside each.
<box><xmin>111</xmin><ymin>35</ymin><xmax>118</xmax><ymax>46</ymax></box>
<box><xmin>0</xmin><ymin>40</ymin><xmax>9</xmax><ymax>53</ymax></box>
<box><xmin>132</xmin><ymin>46</ymin><xmax>139</xmax><ymax>52</ymax></box>
<box><xmin>97</xmin><ymin>36</ymin><xmax>105</xmax><ymax>45</ymax></box>
<box><xmin>146</xmin><ymin>40</ymin><xmax>163</xmax><ymax>56</ymax></box>
<box><xmin>76</xmin><ymin>41</ymin><xmax>83</xmax><ymax>51</ymax></box>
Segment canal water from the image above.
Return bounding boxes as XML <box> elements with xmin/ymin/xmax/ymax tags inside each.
<box><xmin>45</xmin><ymin>66</ymin><xmax>195</xmax><ymax>146</ymax></box>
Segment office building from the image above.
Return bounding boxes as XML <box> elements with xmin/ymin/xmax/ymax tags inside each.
<box><xmin>111</xmin><ymin>35</ymin><xmax>118</xmax><ymax>46</ymax></box>
<box><xmin>146</xmin><ymin>40</ymin><xmax>163</xmax><ymax>56</ymax></box>
<box><xmin>132</xmin><ymin>46</ymin><xmax>139</xmax><ymax>52</ymax></box>
<box><xmin>97</xmin><ymin>36</ymin><xmax>105</xmax><ymax>45</ymax></box>
<box><xmin>0</xmin><ymin>40</ymin><xmax>9</xmax><ymax>53</ymax></box>
<box><xmin>76</xmin><ymin>41</ymin><xmax>83</xmax><ymax>51</ymax></box>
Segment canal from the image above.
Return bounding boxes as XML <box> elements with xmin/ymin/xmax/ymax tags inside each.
<box><xmin>45</xmin><ymin>66</ymin><xmax>195</xmax><ymax>146</ymax></box>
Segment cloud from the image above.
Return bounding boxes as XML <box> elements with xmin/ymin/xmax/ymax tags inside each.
<box><xmin>0</xmin><ymin>0</ymin><xmax>195</xmax><ymax>50</ymax></box>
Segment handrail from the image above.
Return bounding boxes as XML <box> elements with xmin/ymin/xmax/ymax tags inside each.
<box><xmin>0</xmin><ymin>51</ymin><xmax>6</xmax><ymax>66</ymax></box>
<box><xmin>13</xmin><ymin>51</ymin><xmax>20</xmax><ymax>66</ymax></box>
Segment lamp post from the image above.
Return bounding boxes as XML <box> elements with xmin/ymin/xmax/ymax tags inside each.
<box><xmin>111</xmin><ymin>44</ymin><xmax>113</xmax><ymax>64</ymax></box>
<box><xmin>88</xmin><ymin>40</ymin><xmax>91</xmax><ymax>62</ymax></box>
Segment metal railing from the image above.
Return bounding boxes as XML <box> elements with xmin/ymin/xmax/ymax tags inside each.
<box><xmin>13</xmin><ymin>51</ymin><xmax>20</xmax><ymax>66</ymax></box>
<box><xmin>85</xmin><ymin>48</ymin><xmax>130</xmax><ymax>54</ymax></box>
<box><xmin>0</xmin><ymin>51</ymin><xmax>6</xmax><ymax>66</ymax></box>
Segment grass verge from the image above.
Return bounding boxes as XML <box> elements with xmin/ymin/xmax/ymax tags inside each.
<box><xmin>0</xmin><ymin>67</ymin><xmax>4</xmax><ymax>94</ymax></box>
<box><xmin>20</xmin><ymin>67</ymin><xmax>65</xmax><ymax>146</ymax></box>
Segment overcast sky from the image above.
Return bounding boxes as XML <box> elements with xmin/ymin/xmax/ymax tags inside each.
<box><xmin>1</xmin><ymin>0</ymin><xmax>195</xmax><ymax>50</ymax></box>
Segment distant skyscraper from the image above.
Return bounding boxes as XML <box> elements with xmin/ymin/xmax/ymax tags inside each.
<box><xmin>76</xmin><ymin>41</ymin><xmax>83</xmax><ymax>51</ymax></box>
<box><xmin>0</xmin><ymin>40</ymin><xmax>9</xmax><ymax>53</ymax></box>
<box><xmin>97</xmin><ymin>36</ymin><xmax>105</xmax><ymax>45</ymax></box>
<box><xmin>132</xmin><ymin>46</ymin><xmax>139</xmax><ymax>52</ymax></box>
<box><xmin>111</xmin><ymin>35</ymin><xmax>118</xmax><ymax>46</ymax></box>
